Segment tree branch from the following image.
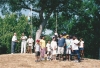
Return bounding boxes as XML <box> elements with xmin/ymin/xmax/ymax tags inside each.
<box><xmin>39</xmin><ymin>9</ymin><xmax>44</xmax><ymax>21</ymax></box>
<box><xmin>22</xmin><ymin>1</ymin><xmax>40</xmax><ymax>13</ymax></box>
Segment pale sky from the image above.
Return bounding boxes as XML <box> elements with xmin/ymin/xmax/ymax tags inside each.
<box><xmin>0</xmin><ymin>9</ymin><xmax>53</xmax><ymax>35</ymax></box>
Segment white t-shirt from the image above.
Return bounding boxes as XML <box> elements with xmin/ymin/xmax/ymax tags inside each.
<box><xmin>46</xmin><ymin>43</ymin><xmax>51</xmax><ymax>51</ymax></box>
<box><xmin>51</xmin><ymin>41</ymin><xmax>57</xmax><ymax>55</ymax></box>
<box><xmin>27</xmin><ymin>38</ymin><xmax>34</xmax><ymax>43</ymax></box>
<box><xmin>12</xmin><ymin>35</ymin><xmax>17</xmax><ymax>42</ymax></box>
<box><xmin>51</xmin><ymin>41</ymin><xmax>57</xmax><ymax>50</ymax></box>
<box><xmin>21</xmin><ymin>36</ymin><xmax>27</xmax><ymax>42</ymax></box>
<box><xmin>27</xmin><ymin>38</ymin><xmax>34</xmax><ymax>46</ymax></box>
<box><xmin>71</xmin><ymin>39</ymin><xmax>79</xmax><ymax>50</ymax></box>
<box><xmin>79</xmin><ymin>41</ymin><xmax>84</xmax><ymax>48</ymax></box>
<box><xmin>65</xmin><ymin>39</ymin><xmax>71</xmax><ymax>48</ymax></box>
<box><xmin>34</xmin><ymin>44</ymin><xmax>40</xmax><ymax>51</ymax></box>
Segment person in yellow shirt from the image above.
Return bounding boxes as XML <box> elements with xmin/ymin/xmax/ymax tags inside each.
<box><xmin>40</xmin><ymin>36</ymin><xmax>46</xmax><ymax>60</ymax></box>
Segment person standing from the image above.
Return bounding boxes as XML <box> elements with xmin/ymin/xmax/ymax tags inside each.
<box><xmin>34</xmin><ymin>40</ymin><xmax>41</xmax><ymax>62</ymax></box>
<box><xmin>46</xmin><ymin>40</ymin><xmax>51</xmax><ymax>60</ymax></box>
<box><xmin>79</xmin><ymin>38</ymin><xmax>84</xmax><ymax>60</ymax></box>
<box><xmin>40</xmin><ymin>36</ymin><xmax>46</xmax><ymax>60</ymax></box>
<box><xmin>20</xmin><ymin>33</ymin><xmax>27</xmax><ymax>53</ymax></box>
<box><xmin>27</xmin><ymin>35</ymin><xmax>34</xmax><ymax>53</ymax></box>
<box><xmin>57</xmin><ymin>34</ymin><xmax>65</xmax><ymax>61</ymax></box>
<box><xmin>51</xmin><ymin>37</ymin><xmax>57</xmax><ymax>60</ymax></box>
<box><xmin>71</xmin><ymin>36</ymin><xmax>80</xmax><ymax>62</ymax></box>
<box><xmin>65</xmin><ymin>35</ymin><xmax>71</xmax><ymax>61</ymax></box>
<box><xmin>11</xmin><ymin>33</ymin><xmax>18</xmax><ymax>54</ymax></box>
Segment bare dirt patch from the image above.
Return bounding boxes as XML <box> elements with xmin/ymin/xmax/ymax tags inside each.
<box><xmin>0</xmin><ymin>54</ymin><xmax>100</xmax><ymax>68</ymax></box>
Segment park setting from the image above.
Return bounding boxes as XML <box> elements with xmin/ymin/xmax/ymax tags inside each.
<box><xmin>0</xmin><ymin>0</ymin><xmax>100</xmax><ymax>68</ymax></box>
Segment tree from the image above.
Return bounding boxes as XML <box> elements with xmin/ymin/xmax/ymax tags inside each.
<box><xmin>0</xmin><ymin>14</ymin><xmax>31</xmax><ymax>54</ymax></box>
<box><xmin>1</xmin><ymin>0</ymin><xmax>69</xmax><ymax>40</ymax></box>
<box><xmin>67</xmin><ymin>0</ymin><xmax>100</xmax><ymax>59</ymax></box>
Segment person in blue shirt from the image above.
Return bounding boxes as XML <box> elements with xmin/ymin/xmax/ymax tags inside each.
<box><xmin>57</xmin><ymin>34</ymin><xmax>65</xmax><ymax>61</ymax></box>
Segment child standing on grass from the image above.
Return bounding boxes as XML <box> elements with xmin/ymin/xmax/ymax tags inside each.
<box><xmin>34</xmin><ymin>40</ymin><xmax>41</xmax><ymax>62</ymax></box>
<box><xmin>46</xmin><ymin>40</ymin><xmax>51</xmax><ymax>60</ymax></box>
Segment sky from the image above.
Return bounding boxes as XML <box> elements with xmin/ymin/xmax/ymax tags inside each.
<box><xmin>0</xmin><ymin>9</ymin><xmax>52</xmax><ymax>35</ymax></box>
<box><xmin>21</xmin><ymin>9</ymin><xmax>53</xmax><ymax>35</ymax></box>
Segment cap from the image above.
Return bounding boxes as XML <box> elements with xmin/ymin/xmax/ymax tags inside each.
<box><xmin>36</xmin><ymin>40</ymin><xmax>40</xmax><ymax>42</ymax></box>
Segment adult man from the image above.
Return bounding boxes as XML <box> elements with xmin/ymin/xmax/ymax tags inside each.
<box><xmin>27</xmin><ymin>35</ymin><xmax>34</xmax><ymax>53</ymax></box>
<box><xmin>20</xmin><ymin>33</ymin><xmax>27</xmax><ymax>53</ymax></box>
<box><xmin>11</xmin><ymin>33</ymin><xmax>18</xmax><ymax>54</ymax></box>
<box><xmin>71</xmin><ymin>36</ymin><xmax>80</xmax><ymax>62</ymax></box>
<box><xmin>57</xmin><ymin>34</ymin><xmax>65</xmax><ymax>61</ymax></box>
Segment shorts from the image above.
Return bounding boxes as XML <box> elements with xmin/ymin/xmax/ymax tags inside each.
<box><xmin>79</xmin><ymin>48</ymin><xmax>84</xmax><ymax>50</ymax></box>
<box><xmin>35</xmin><ymin>51</ymin><xmax>40</xmax><ymax>56</ymax></box>
<box><xmin>28</xmin><ymin>44</ymin><xmax>33</xmax><ymax>46</ymax></box>
<box><xmin>66</xmin><ymin>48</ymin><xmax>71</xmax><ymax>54</ymax></box>
<box><xmin>57</xmin><ymin>46</ymin><xmax>64</xmax><ymax>54</ymax></box>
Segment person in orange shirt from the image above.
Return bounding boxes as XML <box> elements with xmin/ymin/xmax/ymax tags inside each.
<box><xmin>40</xmin><ymin>36</ymin><xmax>46</xmax><ymax>60</ymax></box>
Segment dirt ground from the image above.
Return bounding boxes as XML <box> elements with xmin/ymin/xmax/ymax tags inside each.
<box><xmin>0</xmin><ymin>54</ymin><xmax>100</xmax><ymax>68</ymax></box>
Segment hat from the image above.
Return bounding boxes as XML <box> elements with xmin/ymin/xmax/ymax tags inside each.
<box><xmin>66</xmin><ymin>34</ymin><xmax>69</xmax><ymax>37</ymax></box>
<box><xmin>36</xmin><ymin>40</ymin><xmax>40</xmax><ymax>42</ymax></box>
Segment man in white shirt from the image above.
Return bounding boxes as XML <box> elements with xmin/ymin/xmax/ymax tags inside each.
<box><xmin>11</xmin><ymin>33</ymin><xmax>18</xmax><ymax>54</ymax></box>
<box><xmin>71</xmin><ymin>36</ymin><xmax>80</xmax><ymax>62</ymax></box>
<box><xmin>20</xmin><ymin>33</ymin><xmax>27</xmax><ymax>53</ymax></box>
<box><xmin>27</xmin><ymin>35</ymin><xmax>34</xmax><ymax>53</ymax></box>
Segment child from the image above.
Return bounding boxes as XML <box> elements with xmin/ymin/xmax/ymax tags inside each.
<box><xmin>65</xmin><ymin>35</ymin><xmax>71</xmax><ymax>61</ymax></box>
<box><xmin>51</xmin><ymin>37</ymin><xmax>57</xmax><ymax>60</ymax></box>
<box><xmin>79</xmin><ymin>38</ymin><xmax>84</xmax><ymax>60</ymax></box>
<box><xmin>34</xmin><ymin>40</ymin><xmax>41</xmax><ymax>62</ymax></box>
<box><xmin>46</xmin><ymin>40</ymin><xmax>51</xmax><ymax>60</ymax></box>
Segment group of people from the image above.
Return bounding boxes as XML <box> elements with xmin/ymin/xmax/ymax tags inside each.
<box><xmin>11</xmin><ymin>32</ymin><xmax>84</xmax><ymax>63</ymax></box>
<box><xmin>34</xmin><ymin>33</ymin><xmax>84</xmax><ymax>63</ymax></box>
<box><xmin>11</xmin><ymin>33</ymin><xmax>34</xmax><ymax>54</ymax></box>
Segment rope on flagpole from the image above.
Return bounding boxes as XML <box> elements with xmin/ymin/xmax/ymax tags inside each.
<box><xmin>56</xmin><ymin>12</ymin><xmax>57</xmax><ymax>33</ymax></box>
<box><xmin>54</xmin><ymin>12</ymin><xmax>58</xmax><ymax>36</ymax></box>
<box><xmin>30</xmin><ymin>5</ymin><xmax>33</xmax><ymax>38</ymax></box>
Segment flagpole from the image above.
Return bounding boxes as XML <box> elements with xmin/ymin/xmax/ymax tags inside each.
<box><xmin>56</xmin><ymin>12</ymin><xmax>57</xmax><ymax>33</ymax></box>
<box><xmin>30</xmin><ymin>5</ymin><xmax>33</xmax><ymax>37</ymax></box>
<box><xmin>54</xmin><ymin>12</ymin><xmax>58</xmax><ymax>36</ymax></box>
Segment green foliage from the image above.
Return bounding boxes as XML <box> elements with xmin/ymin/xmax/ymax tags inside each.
<box><xmin>0</xmin><ymin>0</ymin><xmax>100</xmax><ymax>59</ymax></box>
<box><xmin>0</xmin><ymin>14</ymin><xmax>31</xmax><ymax>54</ymax></box>
<box><xmin>67</xmin><ymin>0</ymin><xmax>100</xmax><ymax>59</ymax></box>
<box><xmin>44</xmin><ymin>35</ymin><xmax>52</xmax><ymax>44</ymax></box>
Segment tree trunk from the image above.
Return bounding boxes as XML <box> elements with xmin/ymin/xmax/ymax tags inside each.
<box><xmin>35</xmin><ymin>11</ymin><xmax>51</xmax><ymax>41</ymax></box>
<box><xmin>35</xmin><ymin>19</ymin><xmax>47</xmax><ymax>40</ymax></box>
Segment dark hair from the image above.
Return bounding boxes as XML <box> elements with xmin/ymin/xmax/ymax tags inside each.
<box><xmin>52</xmin><ymin>37</ymin><xmax>55</xmax><ymax>39</ymax></box>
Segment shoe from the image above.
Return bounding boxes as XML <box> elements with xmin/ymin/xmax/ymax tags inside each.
<box><xmin>35</xmin><ymin>60</ymin><xmax>38</xmax><ymax>62</ymax></box>
<box><xmin>78</xmin><ymin>60</ymin><xmax>81</xmax><ymax>62</ymax></box>
<box><xmin>41</xmin><ymin>58</ymin><xmax>45</xmax><ymax>61</ymax></box>
<box><xmin>47</xmin><ymin>58</ymin><xmax>49</xmax><ymax>60</ymax></box>
<box><xmin>37</xmin><ymin>60</ymin><xmax>40</xmax><ymax>62</ymax></box>
<box><xmin>74</xmin><ymin>60</ymin><xmax>79</xmax><ymax>62</ymax></box>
